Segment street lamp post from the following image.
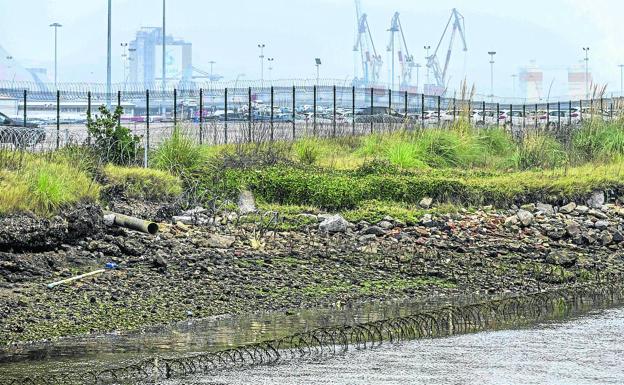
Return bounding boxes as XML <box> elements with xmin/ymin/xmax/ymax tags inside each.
<box><xmin>49</xmin><ymin>22</ymin><xmax>62</xmax><ymax>90</ymax></box>
<box><xmin>315</xmin><ymin>58</ymin><xmax>322</xmax><ymax>85</ymax></box>
<box><xmin>258</xmin><ymin>44</ymin><xmax>265</xmax><ymax>85</ymax></box>
<box><xmin>267</xmin><ymin>58</ymin><xmax>274</xmax><ymax>83</ymax></box>
<box><xmin>415</xmin><ymin>63</ymin><xmax>421</xmax><ymax>93</ymax></box>
<box><xmin>488</xmin><ymin>51</ymin><xmax>497</xmax><ymax>102</ymax></box>
<box><xmin>106</xmin><ymin>0</ymin><xmax>112</xmax><ymax>108</ymax></box>
<box><xmin>618</xmin><ymin>64</ymin><xmax>624</xmax><ymax>97</ymax></box>
<box><xmin>424</xmin><ymin>45</ymin><xmax>431</xmax><ymax>87</ymax></box>
<box><xmin>583</xmin><ymin>47</ymin><xmax>590</xmax><ymax>100</ymax></box>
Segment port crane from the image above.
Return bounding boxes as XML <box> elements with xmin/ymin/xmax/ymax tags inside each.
<box><xmin>387</xmin><ymin>12</ymin><xmax>415</xmax><ymax>91</ymax></box>
<box><xmin>425</xmin><ymin>8</ymin><xmax>467</xmax><ymax>95</ymax></box>
<box><xmin>353</xmin><ymin>0</ymin><xmax>383</xmax><ymax>87</ymax></box>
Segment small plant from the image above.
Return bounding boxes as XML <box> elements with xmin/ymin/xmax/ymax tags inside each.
<box><xmin>103</xmin><ymin>164</ymin><xmax>182</xmax><ymax>201</ymax></box>
<box><xmin>294</xmin><ymin>138</ymin><xmax>320</xmax><ymax>165</ymax></box>
<box><xmin>87</xmin><ymin>105</ymin><xmax>141</xmax><ymax>165</ymax></box>
<box><xmin>152</xmin><ymin>126</ymin><xmax>207</xmax><ymax>176</ymax></box>
<box><xmin>515</xmin><ymin>133</ymin><xmax>568</xmax><ymax>170</ymax></box>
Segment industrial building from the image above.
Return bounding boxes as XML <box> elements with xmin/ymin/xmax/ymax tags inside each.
<box><xmin>128</xmin><ymin>27</ymin><xmax>193</xmax><ymax>86</ymax></box>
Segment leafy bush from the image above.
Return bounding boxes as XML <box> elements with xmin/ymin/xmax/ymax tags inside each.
<box><xmin>356</xmin><ymin>158</ymin><xmax>400</xmax><ymax>175</ymax></box>
<box><xmin>103</xmin><ymin>165</ymin><xmax>182</xmax><ymax>201</ymax></box>
<box><xmin>87</xmin><ymin>105</ymin><xmax>141</xmax><ymax>165</ymax></box>
<box><xmin>293</xmin><ymin>138</ymin><xmax>321</xmax><ymax>165</ymax></box>
<box><xmin>385</xmin><ymin>141</ymin><xmax>427</xmax><ymax>169</ymax></box>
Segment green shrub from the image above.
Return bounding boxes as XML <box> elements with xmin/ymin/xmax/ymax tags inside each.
<box><xmin>87</xmin><ymin>105</ymin><xmax>141</xmax><ymax>165</ymax></box>
<box><xmin>356</xmin><ymin>158</ymin><xmax>400</xmax><ymax>175</ymax></box>
<box><xmin>293</xmin><ymin>138</ymin><xmax>321</xmax><ymax>165</ymax></box>
<box><xmin>515</xmin><ymin>134</ymin><xmax>568</xmax><ymax>170</ymax></box>
<box><xmin>385</xmin><ymin>141</ymin><xmax>427</xmax><ymax>169</ymax></box>
<box><xmin>573</xmin><ymin>120</ymin><xmax>624</xmax><ymax>162</ymax></box>
<box><xmin>103</xmin><ymin>165</ymin><xmax>182</xmax><ymax>201</ymax></box>
<box><xmin>152</xmin><ymin>126</ymin><xmax>207</xmax><ymax>176</ymax></box>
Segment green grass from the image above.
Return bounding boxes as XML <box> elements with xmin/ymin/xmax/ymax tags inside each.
<box><xmin>151</xmin><ymin>126</ymin><xmax>209</xmax><ymax>176</ymax></box>
<box><xmin>0</xmin><ymin>156</ymin><xmax>100</xmax><ymax>216</ymax></box>
<box><xmin>103</xmin><ymin>164</ymin><xmax>182</xmax><ymax>201</ymax></box>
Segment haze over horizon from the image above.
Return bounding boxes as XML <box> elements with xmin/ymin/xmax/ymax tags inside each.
<box><xmin>0</xmin><ymin>0</ymin><xmax>622</xmax><ymax>98</ymax></box>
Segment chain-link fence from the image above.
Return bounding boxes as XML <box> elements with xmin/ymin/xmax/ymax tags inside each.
<box><xmin>1</xmin><ymin>81</ymin><xmax>622</xmax><ymax>166</ymax></box>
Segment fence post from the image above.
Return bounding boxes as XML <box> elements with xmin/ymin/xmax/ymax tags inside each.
<box><xmin>224</xmin><ymin>88</ymin><xmax>228</xmax><ymax>144</ymax></box>
<box><xmin>270</xmin><ymin>86</ymin><xmax>274</xmax><ymax>141</ymax></box>
<box><xmin>546</xmin><ymin>103</ymin><xmax>550</xmax><ymax>127</ymax></box>
<box><xmin>23</xmin><ymin>90</ymin><xmax>27</xmax><ymax>127</ymax></box>
<box><xmin>313</xmin><ymin>85</ymin><xmax>317</xmax><ymax>136</ymax></box>
<box><xmin>116</xmin><ymin>90</ymin><xmax>121</xmax><ymax>128</ymax></box>
<box><xmin>55</xmin><ymin>90</ymin><xmax>60</xmax><ymax>149</ymax></box>
<box><xmin>437</xmin><ymin>95</ymin><xmax>441</xmax><ymax>125</ymax></box>
<box><xmin>590</xmin><ymin>99</ymin><xmax>594</xmax><ymax>121</ymax></box>
<box><xmin>248</xmin><ymin>87</ymin><xmax>252</xmax><ymax>142</ymax></box>
<box><xmin>404</xmin><ymin>90</ymin><xmax>408</xmax><ymax>120</ymax></box>
<box><xmin>292</xmin><ymin>86</ymin><xmax>296</xmax><ymax>140</ymax></box>
<box><xmin>352</xmin><ymin>86</ymin><xmax>355</xmax><ymax>135</ymax></box>
<box><xmin>579</xmin><ymin>99</ymin><xmax>583</xmax><ymax>123</ymax></box>
<box><xmin>370</xmin><ymin>87</ymin><xmax>374</xmax><ymax>133</ymax></box>
<box><xmin>199</xmin><ymin>88</ymin><xmax>203</xmax><ymax>144</ymax></box>
<box><xmin>421</xmin><ymin>93</ymin><xmax>425</xmax><ymax>129</ymax></box>
<box><xmin>509</xmin><ymin>104</ymin><xmax>513</xmax><ymax>129</ymax></box>
<box><xmin>610</xmin><ymin>100</ymin><xmax>613</xmax><ymax>121</ymax></box>
<box><xmin>569</xmin><ymin>100</ymin><xmax>572</xmax><ymax>126</ymax></box>
<box><xmin>452</xmin><ymin>98</ymin><xmax>456</xmax><ymax>122</ymax></box>
<box><xmin>558</xmin><ymin>101</ymin><xmax>561</xmax><ymax>129</ymax></box>
<box><xmin>522</xmin><ymin>104</ymin><xmax>526</xmax><ymax>130</ymax></box>
<box><xmin>482</xmin><ymin>101</ymin><xmax>486</xmax><ymax>125</ymax></box>
<box><xmin>333</xmin><ymin>85</ymin><xmax>337</xmax><ymax>137</ymax></box>
<box><xmin>87</xmin><ymin>91</ymin><xmax>91</xmax><ymax>144</ymax></box>
<box><xmin>145</xmin><ymin>89</ymin><xmax>150</xmax><ymax>168</ymax></box>
<box><xmin>496</xmin><ymin>103</ymin><xmax>500</xmax><ymax>127</ymax></box>
<box><xmin>173</xmin><ymin>88</ymin><xmax>177</xmax><ymax>127</ymax></box>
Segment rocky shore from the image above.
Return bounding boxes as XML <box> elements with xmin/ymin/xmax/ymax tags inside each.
<box><xmin>1</xmin><ymin>190</ymin><xmax>624</xmax><ymax>345</ymax></box>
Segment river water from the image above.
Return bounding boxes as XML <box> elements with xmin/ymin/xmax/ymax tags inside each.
<box><xmin>169</xmin><ymin>307</ymin><xmax>624</xmax><ymax>385</ymax></box>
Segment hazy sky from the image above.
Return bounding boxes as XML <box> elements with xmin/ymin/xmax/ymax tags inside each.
<box><xmin>0</xmin><ymin>0</ymin><xmax>622</xmax><ymax>97</ymax></box>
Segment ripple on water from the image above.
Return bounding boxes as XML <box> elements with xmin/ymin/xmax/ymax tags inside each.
<box><xmin>174</xmin><ymin>307</ymin><xmax>624</xmax><ymax>385</ymax></box>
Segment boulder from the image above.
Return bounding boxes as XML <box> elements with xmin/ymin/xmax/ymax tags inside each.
<box><xmin>504</xmin><ymin>215</ymin><xmax>520</xmax><ymax>228</ymax></box>
<box><xmin>237</xmin><ymin>190</ymin><xmax>256</xmax><ymax>215</ymax></box>
<box><xmin>172</xmin><ymin>215</ymin><xmax>194</xmax><ymax>225</ymax></box>
<box><xmin>587</xmin><ymin>190</ymin><xmax>605</xmax><ymax>209</ymax></box>
<box><xmin>536</xmin><ymin>203</ymin><xmax>554</xmax><ymax>215</ymax></box>
<box><xmin>565</xmin><ymin>220</ymin><xmax>581</xmax><ymax>238</ymax></box>
<box><xmin>545</xmin><ymin>250</ymin><xmax>577</xmax><ymax>268</ymax></box>
<box><xmin>575</xmin><ymin>205</ymin><xmax>590</xmax><ymax>215</ymax></box>
<box><xmin>362</xmin><ymin>226</ymin><xmax>386</xmax><ymax>236</ymax></box>
<box><xmin>202</xmin><ymin>234</ymin><xmax>236</xmax><ymax>249</ymax></box>
<box><xmin>516</xmin><ymin>209</ymin><xmax>534</xmax><ymax>227</ymax></box>
<box><xmin>419</xmin><ymin>197</ymin><xmax>433</xmax><ymax>209</ymax></box>
<box><xmin>588</xmin><ymin>209</ymin><xmax>608</xmax><ymax>220</ymax></box>
<box><xmin>319</xmin><ymin>214</ymin><xmax>349</xmax><ymax>233</ymax></box>
<box><xmin>520</xmin><ymin>203</ymin><xmax>536</xmax><ymax>212</ymax></box>
<box><xmin>559</xmin><ymin>202</ymin><xmax>576</xmax><ymax>214</ymax></box>
<box><xmin>594</xmin><ymin>220</ymin><xmax>609</xmax><ymax>230</ymax></box>
<box><xmin>377</xmin><ymin>220</ymin><xmax>394</xmax><ymax>230</ymax></box>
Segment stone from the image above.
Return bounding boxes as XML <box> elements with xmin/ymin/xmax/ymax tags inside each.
<box><xmin>152</xmin><ymin>254</ymin><xmax>168</xmax><ymax>268</ymax></box>
<box><xmin>600</xmin><ymin>231</ymin><xmax>613</xmax><ymax>245</ymax></box>
<box><xmin>358</xmin><ymin>234</ymin><xmax>378</xmax><ymax>242</ymax></box>
<box><xmin>520</xmin><ymin>203</ymin><xmax>536</xmax><ymax>212</ymax></box>
<box><xmin>504</xmin><ymin>215</ymin><xmax>519</xmax><ymax>228</ymax></box>
<box><xmin>237</xmin><ymin>190</ymin><xmax>256</xmax><ymax>215</ymax></box>
<box><xmin>203</xmin><ymin>234</ymin><xmax>236</xmax><ymax>249</ymax></box>
<box><xmin>575</xmin><ymin>205</ymin><xmax>590</xmax><ymax>215</ymax></box>
<box><xmin>362</xmin><ymin>226</ymin><xmax>386</xmax><ymax>236</ymax></box>
<box><xmin>319</xmin><ymin>214</ymin><xmax>349</xmax><ymax>233</ymax></box>
<box><xmin>565</xmin><ymin>220</ymin><xmax>581</xmax><ymax>238</ymax></box>
<box><xmin>377</xmin><ymin>220</ymin><xmax>394</xmax><ymax>230</ymax></box>
<box><xmin>296</xmin><ymin>213</ymin><xmax>318</xmax><ymax>222</ymax></box>
<box><xmin>587</xmin><ymin>209</ymin><xmax>608</xmax><ymax>219</ymax></box>
<box><xmin>172</xmin><ymin>215</ymin><xmax>194</xmax><ymax>225</ymax></box>
<box><xmin>559</xmin><ymin>202</ymin><xmax>577</xmax><ymax>214</ymax></box>
<box><xmin>419</xmin><ymin>197</ymin><xmax>433</xmax><ymax>209</ymax></box>
<box><xmin>516</xmin><ymin>209</ymin><xmax>534</xmax><ymax>227</ymax></box>
<box><xmin>613</xmin><ymin>231</ymin><xmax>624</xmax><ymax>243</ymax></box>
<box><xmin>594</xmin><ymin>220</ymin><xmax>609</xmax><ymax>230</ymax></box>
<box><xmin>545</xmin><ymin>250</ymin><xmax>577</xmax><ymax>268</ymax></box>
<box><xmin>103</xmin><ymin>214</ymin><xmax>116</xmax><ymax>226</ymax></box>
<box><xmin>536</xmin><ymin>203</ymin><xmax>554</xmax><ymax>215</ymax></box>
<box><xmin>181</xmin><ymin>206</ymin><xmax>207</xmax><ymax>216</ymax></box>
<box><xmin>587</xmin><ymin>190</ymin><xmax>605</xmax><ymax>209</ymax></box>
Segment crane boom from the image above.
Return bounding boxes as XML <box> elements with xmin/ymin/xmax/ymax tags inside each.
<box><xmin>353</xmin><ymin>0</ymin><xmax>383</xmax><ymax>87</ymax></box>
<box><xmin>386</xmin><ymin>12</ymin><xmax>415</xmax><ymax>90</ymax></box>
<box><xmin>426</xmin><ymin>8</ymin><xmax>467</xmax><ymax>95</ymax></box>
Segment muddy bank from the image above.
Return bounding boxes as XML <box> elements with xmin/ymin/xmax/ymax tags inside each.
<box><xmin>1</xmin><ymin>194</ymin><xmax>624</xmax><ymax>345</ymax></box>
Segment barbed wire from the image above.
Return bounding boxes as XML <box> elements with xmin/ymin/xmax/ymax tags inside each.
<box><xmin>2</xmin><ymin>281</ymin><xmax>623</xmax><ymax>385</ymax></box>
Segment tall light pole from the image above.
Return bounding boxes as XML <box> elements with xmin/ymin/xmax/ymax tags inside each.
<box><xmin>267</xmin><ymin>58</ymin><xmax>274</xmax><ymax>83</ymax></box>
<box><xmin>208</xmin><ymin>60</ymin><xmax>216</xmax><ymax>82</ymax></box>
<box><xmin>424</xmin><ymin>45</ymin><xmax>431</xmax><ymax>87</ymax></box>
<box><xmin>488</xmin><ymin>51</ymin><xmax>496</xmax><ymax>102</ymax></box>
<box><xmin>162</xmin><ymin>0</ymin><xmax>166</xmax><ymax>116</ymax></box>
<box><xmin>106</xmin><ymin>0</ymin><xmax>111</xmax><ymax>108</ymax></box>
<box><xmin>582</xmin><ymin>47</ymin><xmax>590</xmax><ymax>100</ymax></box>
<box><xmin>258</xmin><ymin>44</ymin><xmax>265</xmax><ymax>85</ymax></box>
<box><xmin>315</xmin><ymin>58</ymin><xmax>322</xmax><ymax>85</ymax></box>
<box><xmin>619</xmin><ymin>64</ymin><xmax>624</xmax><ymax>97</ymax></box>
<box><xmin>415</xmin><ymin>63</ymin><xmax>421</xmax><ymax>93</ymax></box>
<box><xmin>49</xmin><ymin>23</ymin><xmax>62</xmax><ymax>90</ymax></box>
<box><xmin>120</xmin><ymin>43</ymin><xmax>128</xmax><ymax>88</ymax></box>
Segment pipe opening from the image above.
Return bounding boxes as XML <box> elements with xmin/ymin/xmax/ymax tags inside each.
<box><xmin>147</xmin><ymin>223</ymin><xmax>159</xmax><ymax>235</ymax></box>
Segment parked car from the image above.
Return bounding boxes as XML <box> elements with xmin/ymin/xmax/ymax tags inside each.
<box><xmin>0</xmin><ymin>112</ymin><xmax>46</xmax><ymax>148</ymax></box>
<box><xmin>354</xmin><ymin>107</ymin><xmax>405</xmax><ymax>123</ymax></box>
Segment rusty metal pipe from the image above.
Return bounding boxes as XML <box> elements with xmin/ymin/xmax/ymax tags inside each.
<box><xmin>104</xmin><ymin>211</ymin><xmax>159</xmax><ymax>235</ymax></box>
